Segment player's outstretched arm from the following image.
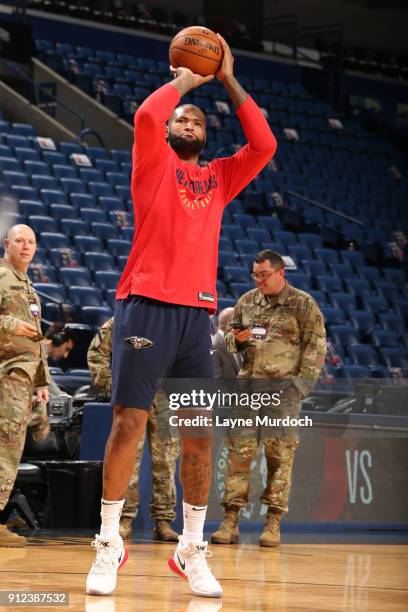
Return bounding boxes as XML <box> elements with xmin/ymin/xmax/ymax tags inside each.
<box><xmin>216</xmin><ymin>34</ymin><xmax>248</xmax><ymax>109</ymax></box>
<box><xmin>170</xmin><ymin>66</ymin><xmax>214</xmax><ymax>96</ymax></box>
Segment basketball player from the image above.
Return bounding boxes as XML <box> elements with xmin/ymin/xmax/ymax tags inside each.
<box><xmin>86</xmin><ymin>34</ymin><xmax>277</xmax><ymax>598</ymax></box>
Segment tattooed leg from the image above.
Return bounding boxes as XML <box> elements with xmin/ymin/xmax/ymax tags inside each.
<box><xmin>180</xmin><ymin>436</ymin><xmax>212</xmax><ymax>506</ymax></box>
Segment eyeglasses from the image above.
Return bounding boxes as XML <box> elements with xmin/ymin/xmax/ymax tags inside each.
<box><xmin>250</xmin><ymin>271</ymin><xmax>276</xmax><ymax>281</ymax></box>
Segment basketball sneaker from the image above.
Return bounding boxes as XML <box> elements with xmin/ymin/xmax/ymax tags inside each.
<box><xmin>86</xmin><ymin>535</ymin><xmax>128</xmax><ymax>596</ymax></box>
<box><xmin>168</xmin><ymin>537</ymin><xmax>223</xmax><ymax>598</ymax></box>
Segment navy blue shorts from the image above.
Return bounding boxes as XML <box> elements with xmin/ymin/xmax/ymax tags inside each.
<box><xmin>111</xmin><ymin>295</ymin><xmax>214</xmax><ymax>409</ymax></box>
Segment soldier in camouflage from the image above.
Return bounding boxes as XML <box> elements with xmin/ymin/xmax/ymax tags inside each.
<box><xmin>87</xmin><ymin>318</ymin><xmax>180</xmax><ymax>541</ymax></box>
<box><xmin>0</xmin><ymin>225</ymin><xmax>51</xmax><ymax>547</ymax></box>
<box><xmin>212</xmin><ymin>249</ymin><xmax>326</xmax><ymax>547</ymax></box>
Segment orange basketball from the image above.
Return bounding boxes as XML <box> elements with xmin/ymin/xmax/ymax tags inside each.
<box><xmin>169</xmin><ymin>26</ymin><xmax>223</xmax><ymax>77</ymax></box>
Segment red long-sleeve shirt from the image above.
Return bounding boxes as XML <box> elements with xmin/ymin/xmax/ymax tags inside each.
<box><xmin>116</xmin><ymin>82</ymin><xmax>277</xmax><ymax>313</ymax></box>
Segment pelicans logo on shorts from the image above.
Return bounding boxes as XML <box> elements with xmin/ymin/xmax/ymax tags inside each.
<box><xmin>125</xmin><ymin>336</ymin><xmax>154</xmax><ymax>349</ymax></box>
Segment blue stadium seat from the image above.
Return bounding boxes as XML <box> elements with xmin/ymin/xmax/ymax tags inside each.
<box><xmin>19</xmin><ymin>201</ymin><xmax>47</xmax><ymax>216</ymax></box>
<box><xmin>106</xmin><ymin>239</ymin><xmax>132</xmax><ymax>257</ymax></box>
<box><xmin>3</xmin><ymin>170</ymin><xmax>29</xmax><ymax>186</ymax></box>
<box><xmin>217</xmin><ymin>297</ymin><xmax>236</xmax><ymax>311</ymax></box>
<box><xmin>235</xmin><ymin>240</ymin><xmax>259</xmax><ymax>255</ymax></box>
<box><xmin>285</xmin><ymin>272</ymin><xmax>311</xmax><ymax>291</ymax></box>
<box><xmin>344</xmin><ymin>278</ymin><xmax>372</xmax><ymax>297</ymax></box>
<box><xmin>49</xmin><ymin>204</ymin><xmax>77</xmax><ymax>220</ymax></box>
<box><xmin>223</xmin><ymin>266</ymin><xmax>249</xmax><ymax>283</ymax></box>
<box><xmin>99</xmin><ymin>196</ymin><xmax>126</xmax><ymax>212</ymax></box>
<box><xmin>84</xmin><ymin>147</ymin><xmax>109</xmax><ymax>162</ymax></box>
<box><xmin>328</xmin><ymin>262</ymin><xmax>354</xmax><ymax>280</ymax></box>
<box><xmin>382</xmin><ymin>268</ymin><xmax>406</xmax><ymax>286</ymax></box>
<box><xmin>340</xmin><ymin>250</ymin><xmax>365</xmax><ymax>269</ymax></box>
<box><xmin>74</xmin><ymin>236</ymin><xmax>103</xmax><ymax>253</ymax></box>
<box><xmin>60</xmin><ymin>219</ymin><xmax>89</xmax><ymax>237</ymax></box>
<box><xmin>320</xmin><ymin>307</ymin><xmax>346</xmax><ymax>326</ymax></box>
<box><xmin>88</xmin><ymin>181</ymin><xmax>114</xmax><ymax>197</ymax></box>
<box><xmin>218</xmin><ymin>251</ymin><xmax>237</xmax><ymax>267</ymax></box>
<box><xmin>349</xmin><ymin>344</ymin><xmax>378</xmax><ymax>366</ymax></box>
<box><xmin>80</xmin><ymin>208</ymin><xmax>107</xmax><ymax>223</ymax></box>
<box><xmin>222</xmin><ymin>225</ymin><xmax>246</xmax><ymax>241</ymax></box>
<box><xmin>358</xmin><ymin>266</ymin><xmax>382</xmax><ymax>284</ymax></box>
<box><xmin>370</xmin><ymin>329</ymin><xmax>399</xmax><ymax>348</ymax></box>
<box><xmin>0</xmin><ymin>157</ymin><xmax>21</xmax><ymax>172</ymax></box>
<box><xmin>90</xmin><ymin>222</ymin><xmax>118</xmax><ymax>241</ymax></box>
<box><xmin>33</xmin><ymin>282</ymin><xmax>66</xmax><ymax>301</ymax></box>
<box><xmin>111</xmin><ymin>149</ymin><xmax>131</xmax><ymax>164</ymax></box>
<box><xmin>376</xmin><ymin>280</ymin><xmax>401</xmax><ymax>300</ymax></box>
<box><xmin>331</xmin><ymin>292</ymin><xmax>357</xmax><ymax>313</ymax></box>
<box><xmin>48</xmin><ymin>248</ymin><xmax>81</xmax><ymax>268</ymax></box>
<box><xmin>59</xmin><ymin>267</ymin><xmax>92</xmax><ymax>287</ymax></box>
<box><xmin>23</xmin><ymin>160</ymin><xmax>49</xmax><ymax>176</ymax></box>
<box><xmin>314</xmin><ymin>248</ymin><xmax>339</xmax><ymax>264</ymax></box>
<box><xmin>120</xmin><ymin>227</ymin><xmax>134</xmax><ymax>241</ymax></box>
<box><xmin>233</xmin><ymin>214</ymin><xmax>257</xmax><ymax>229</ymax></box>
<box><xmin>28</xmin><ymin>215</ymin><xmax>58</xmax><ymax>233</ymax></box>
<box><xmin>95</xmin><ymin>159</ymin><xmax>119</xmax><ymax>173</ymax></box>
<box><xmin>378</xmin><ymin>313</ymin><xmax>406</xmax><ymax>334</ymax></box>
<box><xmin>379</xmin><ymin>348</ymin><xmax>408</xmax><ymax>369</ymax></box>
<box><xmin>60</xmin><ymin>142</ymin><xmax>84</xmax><ymax>157</ymax></box>
<box><xmin>79</xmin><ymin>168</ymin><xmax>104</xmax><ymax>183</ymax></box>
<box><xmin>40</xmin><ymin>232</ymin><xmax>70</xmax><ymax>249</ymax></box>
<box><xmin>257</xmin><ymin>216</ymin><xmax>283</xmax><ymax>234</ymax></box>
<box><xmin>317</xmin><ymin>276</ymin><xmax>343</xmax><ymax>293</ymax></box>
<box><xmin>361</xmin><ymin>295</ymin><xmax>389</xmax><ymax>314</ymax></box>
<box><xmin>343</xmin><ymin>365</ymin><xmax>372</xmax><ymax>379</ymax></box>
<box><xmin>70</xmin><ymin>193</ymin><xmax>98</xmax><ymax>209</ymax></box>
<box><xmin>105</xmin><ymin>288</ymin><xmax>117</xmax><ymax>309</ymax></box>
<box><xmin>60</xmin><ymin>178</ymin><xmax>87</xmax><ymax>194</ymax></box>
<box><xmin>287</xmin><ymin>245</ymin><xmax>312</xmax><ymax>264</ymax></box>
<box><xmin>14</xmin><ymin>147</ymin><xmax>41</xmax><ymax>162</ymax></box>
<box><xmin>274</xmin><ymin>231</ymin><xmax>298</xmax><ymax>246</ymax></box>
<box><xmin>105</xmin><ymin>172</ymin><xmax>129</xmax><ymax>187</ymax></box>
<box><xmin>42</xmin><ymin>151</ymin><xmax>66</xmax><ymax>165</ymax></box>
<box><xmin>108</xmin><ymin>211</ymin><xmax>133</xmax><ymax>227</ymax></box>
<box><xmin>52</xmin><ymin>164</ymin><xmax>77</xmax><ymax>179</ymax></box>
<box><xmin>349</xmin><ymin>310</ymin><xmax>376</xmax><ymax>332</ymax></box>
<box><xmin>28</xmin><ymin>264</ymin><xmax>56</xmax><ymax>283</ymax></box>
<box><xmin>81</xmin><ymin>306</ymin><xmax>113</xmax><ymax>328</ymax></box>
<box><xmin>84</xmin><ymin>252</ymin><xmax>116</xmax><ymax>272</ymax></box>
<box><xmin>330</xmin><ymin>324</ymin><xmax>360</xmax><ymax>346</ymax></box>
<box><xmin>94</xmin><ymin>271</ymin><xmax>121</xmax><ymax>291</ymax></box>
<box><xmin>301</xmin><ymin>260</ymin><xmax>326</xmax><ymax>277</ymax></box>
<box><xmin>246</xmin><ymin>228</ymin><xmax>270</xmax><ymax>243</ymax></box>
<box><xmin>298</xmin><ymin>233</ymin><xmax>323</xmax><ymax>250</ymax></box>
<box><xmin>31</xmin><ymin>175</ymin><xmax>59</xmax><ymax>191</ymax></box>
<box><xmin>308</xmin><ymin>290</ymin><xmax>328</xmax><ymax>306</ymax></box>
<box><xmin>390</xmin><ymin>297</ymin><xmax>408</xmax><ymax>318</ymax></box>
<box><xmin>40</xmin><ymin>189</ymin><xmax>68</xmax><ymax>205</ymax></box>
<box><xmin>10</xmin><ymin>185</ymin><xmax>38</xmax><ymax>200</ymax></box>
<box><xmin>68</xmin><ymin>286</ymin><xmax>103</xmax><ymax>307</ymax></box>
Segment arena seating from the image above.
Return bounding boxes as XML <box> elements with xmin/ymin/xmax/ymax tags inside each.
<box><xmin>1</xmin><ymin>41</ymin><xmax>407</xmax><ymax>380</ymax></box>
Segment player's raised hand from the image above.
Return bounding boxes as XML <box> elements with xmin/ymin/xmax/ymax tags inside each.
<box><xmin>170</xmin><ymin>65</ymin><xmax>214</xmax><ymax>92</ymax></box>
<box><xmin>216</xmin><ymin>34</ymin><xmax>234</xmax><ymax>81</ymax></box>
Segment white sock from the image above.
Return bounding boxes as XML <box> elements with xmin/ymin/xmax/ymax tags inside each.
<box><xmin>182</xmin><ymin>501</ymin><xmax>207</xmax><ymax>545</ymax></box>
<box><xmin>100</xmin><ymin>498</ymin><xmax>125</xmax><ymax>541</ymax></box>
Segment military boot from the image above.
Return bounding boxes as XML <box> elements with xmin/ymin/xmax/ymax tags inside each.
<box><xmin>153</xmin><ymin>520</ymin><xmax>178</xmax><ymax>542</ymax></box>
<box><xmin>119</xmin><ymin>517</ymin><xmax>133</xmax><ymax>540</ymax></box>
<box><xmin>211</xmin><ymin>507</ymin><xmax>239</xmax><ymax>544</ymax></box>
<box><xmin>0</xmin><ymin>524</ymin><xmax>27</xmax><ymax>547</ymax></box>
<box><xmin>259</xmin><ymin>510</ymin><xmax>282</xmax><ymax>547</ymax></box>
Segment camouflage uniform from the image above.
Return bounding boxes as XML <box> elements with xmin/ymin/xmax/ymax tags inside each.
<box><xmin>87</xmin><ymin>318</ymin><xmax>179</xmax><ymax>521</ymax></box>
<box><xmin>0</xmin><ymin>259</ymin><xmax>50</xmax><ymax>511</ymax></box>
<box><xmin>222</xmin><ymin>282</ymin><xmax>326</xmax><ymax>513</ymax></box>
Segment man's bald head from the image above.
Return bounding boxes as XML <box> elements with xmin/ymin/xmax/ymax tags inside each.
<box><xmin>169</xmin><ymin>104</ymin><xmax>206</xmax><ymax>126</ymax></box>
<box><xmin>218</xmin><ymin>307</ymin><xmax>235</xmax><ymax>331</ymax></box>
<box><xmin>3</xmin><ymin>224</ymin><xmax>37</xmax><ymax>272</ymax></box>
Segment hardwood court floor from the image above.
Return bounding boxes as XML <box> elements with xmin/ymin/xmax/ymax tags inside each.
<box><xmin>1</xmin><ymin>535</ymin><xmax>407</xmax><ymax>611</ymax></box>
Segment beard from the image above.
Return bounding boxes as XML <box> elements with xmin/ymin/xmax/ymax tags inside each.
<box><xmin>167</xmin><ymin>132</ymin><xmax>205</xmax><ymax>157</ymax></box>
